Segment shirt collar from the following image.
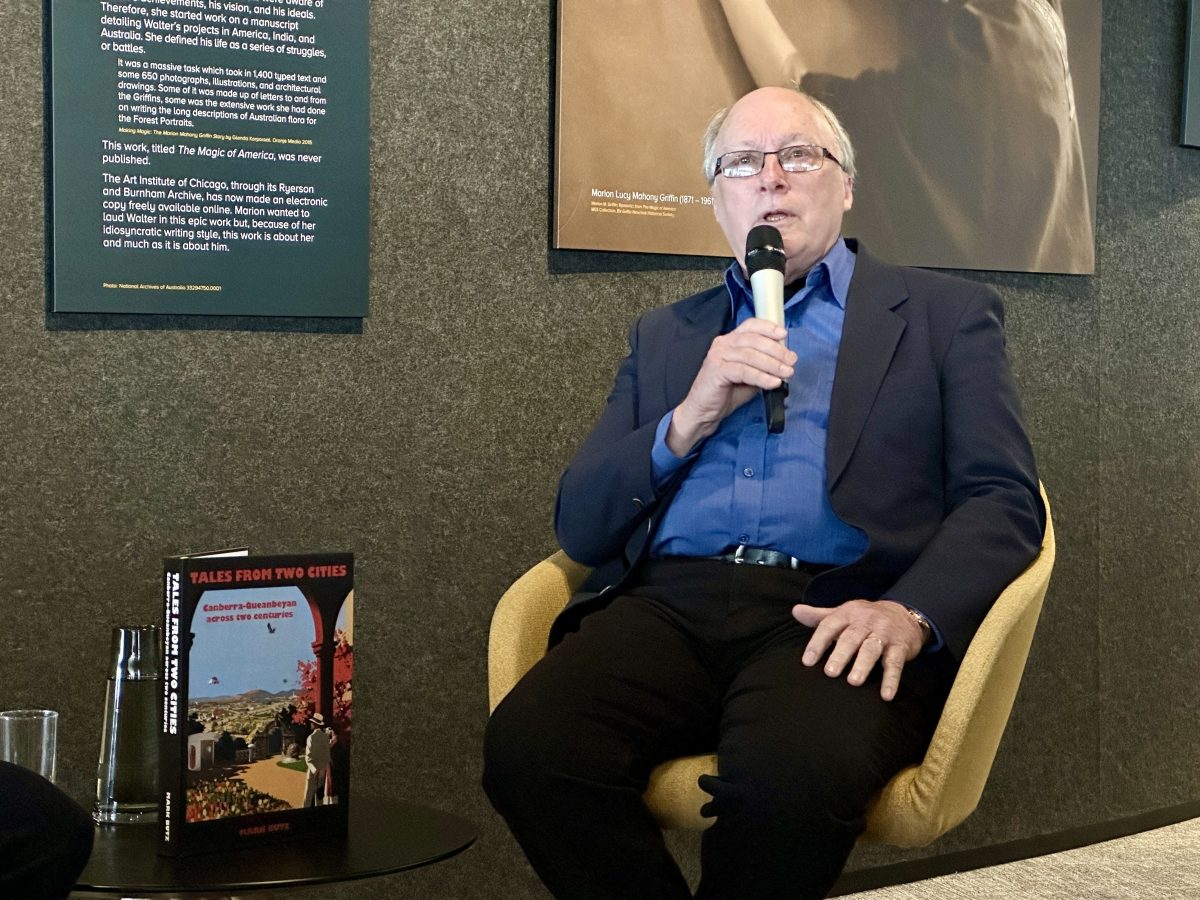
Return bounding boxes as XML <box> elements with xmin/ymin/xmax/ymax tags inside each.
<box><xmin>724</xmin><ymin>237</ymin><xmax>855</xmax><ymax>316</ymax></box>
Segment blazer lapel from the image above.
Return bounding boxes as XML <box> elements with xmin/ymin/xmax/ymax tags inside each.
<box><xmin>827</xmin><ymin>244</ymin><xmax>909</xmax><ymax>489</ymax></box>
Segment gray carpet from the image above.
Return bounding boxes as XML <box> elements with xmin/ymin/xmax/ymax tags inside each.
<box><xmin>842</xmin><ymin>818</ymin><xmax>1200</xmax><ymax>899</ymax></box>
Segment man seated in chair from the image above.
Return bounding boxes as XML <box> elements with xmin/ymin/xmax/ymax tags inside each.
<box><xmin>484</xmin><ymin>87</ymin><xmax>1044</xmax><ymax>899</ymax></box>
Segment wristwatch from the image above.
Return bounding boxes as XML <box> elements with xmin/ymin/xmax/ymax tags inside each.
<box><xmin>903</xmin><ymin>606</ymin><xmax>933</xmax><ymax>646</ymax></box>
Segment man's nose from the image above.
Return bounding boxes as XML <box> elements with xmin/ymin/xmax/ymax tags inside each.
<box><xmin>759</xmin><ymin>152</ymin><xmax>788</xmax><ymax>189</ymax></box>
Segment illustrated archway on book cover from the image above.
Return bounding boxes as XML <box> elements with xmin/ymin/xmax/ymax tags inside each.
<box><xmin>185</xmin><ymin>583</ymin><xmax>353</xmax><ymax>737</ymax></box>
<box><xmin>296</xmin><ymin>581</ymin><xmax>354</xmax><ymax>729</ymax></box>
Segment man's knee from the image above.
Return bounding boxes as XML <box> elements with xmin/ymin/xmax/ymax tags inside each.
<box><xmin>482</xmin><ymin>696</ymin><xmax>525</xmax><ymax>809</ymax></box>
<box><xmin>483</xmin><ymin>684</ymin><xmax>576</xmax><ymax>814</ymax></box>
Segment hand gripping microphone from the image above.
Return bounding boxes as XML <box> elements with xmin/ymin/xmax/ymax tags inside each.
<box><xmin>745</xmin><ymin>224</ymin><xmax>787</xmax><ymax>434</ymax></box>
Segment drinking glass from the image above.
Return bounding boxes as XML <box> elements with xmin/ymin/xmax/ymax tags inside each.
<box><xmin>0</xmin><ymin>708</ymin><xmax>58</xmax><ymax>782</ymax></box>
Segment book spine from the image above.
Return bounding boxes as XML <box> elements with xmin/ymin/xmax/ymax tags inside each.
<box><xmin>159</xmin><ymin>559</ymin><xmax>185</xmax><ymax>853</ymax></box>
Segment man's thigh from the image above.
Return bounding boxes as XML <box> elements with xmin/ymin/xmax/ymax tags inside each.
<box><xmin>488</xmin><ymin>593</ymin><xmax>725</xmax><ymax>786</ymax></box>
<box><xmin>691</xmin><ymin>633</ymin><xmax>956</xmax><ymax>898</ymax></box>
<box><xmin>708</xmin><ymin>630</ymin><xmax>956</xmax><ymax>820</ymax></box>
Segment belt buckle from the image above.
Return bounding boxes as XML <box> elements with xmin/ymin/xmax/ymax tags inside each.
<box><xmin>732</xmin><ymin>544</ymin><xmax>747</xmax><ymax>565</ymax></box>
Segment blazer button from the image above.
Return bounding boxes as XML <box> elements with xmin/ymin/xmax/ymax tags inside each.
<box><xmin>632</xmin><ymin>497</ymin><xmax>645</xmax><ymax>510</ymax></box>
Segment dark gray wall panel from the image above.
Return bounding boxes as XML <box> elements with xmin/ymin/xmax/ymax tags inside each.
<box><xmin>1096</xmin><ymin>0</ymin><xmax>1200</xmax><ymax>821</ymax></box>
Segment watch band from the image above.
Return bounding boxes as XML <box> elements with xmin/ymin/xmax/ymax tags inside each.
<box><xmin>903</xmin><ymin>606</ymin><xmax>933</xmax><ymax>645</ymax></box>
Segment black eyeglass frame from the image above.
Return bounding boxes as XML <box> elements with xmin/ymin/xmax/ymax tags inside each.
<box><xmin>713</xmin><ymin>144</ymin><xmax>845</xmax><ymax>179</ymax></box>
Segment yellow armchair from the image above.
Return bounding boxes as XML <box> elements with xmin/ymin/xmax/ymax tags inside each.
<box><xmin>488</xmin><ymin>488</ymin><xmax>1054</xmax><ymax>846</ymax></box>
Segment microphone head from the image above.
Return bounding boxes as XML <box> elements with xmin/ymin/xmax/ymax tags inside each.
<box><xmin>745</xmin><ymin>225</ymin><xmax>786</xmax><ymax>275</ymax></box>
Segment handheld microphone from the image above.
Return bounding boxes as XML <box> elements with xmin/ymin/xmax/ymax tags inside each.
<box><xmin>745</xmin><ymin>225</ymin><xmax>787</xmax><ymax>434</ymax></box>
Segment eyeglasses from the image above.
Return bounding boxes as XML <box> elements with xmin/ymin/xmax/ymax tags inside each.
<box><xmin>714</xmin><ymin>144</ymin><xmax>844</xmax><ymax>179</ymax></box>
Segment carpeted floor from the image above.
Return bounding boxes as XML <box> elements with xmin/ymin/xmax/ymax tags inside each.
<box><xmin>841</xmin><ymin>817</ymin><xmax>1200</xmax><ymax>899</ymax></box>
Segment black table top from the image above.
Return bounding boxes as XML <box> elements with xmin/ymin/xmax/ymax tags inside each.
<box><xmin>76</xmin><ymin>795</ymin><xmax>475</xmax><ymax>894</ymax></box>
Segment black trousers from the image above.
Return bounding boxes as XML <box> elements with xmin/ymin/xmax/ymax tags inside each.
<box><xmin>484</xmin><ymin>559</ymin><xmax>957</xmax><ymax>900</ymax></box>
<box><xmin>0</xmin><ymin>762</ymin><xmax>94</xmax><ymax>899</ymax></box>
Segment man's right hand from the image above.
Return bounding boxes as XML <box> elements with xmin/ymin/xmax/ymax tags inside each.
<box><xmin>666</xmin><ymin>318</ymin><xmax>795</xmax><ymax>456</ymax></box>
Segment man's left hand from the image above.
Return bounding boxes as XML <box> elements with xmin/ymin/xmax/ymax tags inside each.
<box><xmin>791</xmin><ymin>599</ymin><xmax>925</xmax><ymax>701</ymax></box>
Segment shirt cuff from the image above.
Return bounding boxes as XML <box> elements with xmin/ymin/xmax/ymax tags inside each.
<box><xmin>651</xmin><ymin>410</ymin><xmax>696</xmax><ymax>492</ymax></box>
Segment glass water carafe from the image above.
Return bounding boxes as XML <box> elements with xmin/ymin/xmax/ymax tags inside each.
<box><xmin>94</xmin><ymin>624</ymin><xmax>162</xmax><ymax>824</ymax></box>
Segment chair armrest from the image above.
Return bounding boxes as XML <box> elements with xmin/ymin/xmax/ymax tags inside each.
<box><xmin>488</xmin><ymin>551</ymin><xmax>593</xmax><ymax>712</ymax></box>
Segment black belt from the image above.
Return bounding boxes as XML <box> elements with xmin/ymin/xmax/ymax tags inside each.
<box><xmin>705</xmin><ymin>545</ymin><xmax>830</xmax><ymax>575</ymax></box>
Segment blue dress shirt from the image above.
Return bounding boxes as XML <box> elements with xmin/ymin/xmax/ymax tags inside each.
<box><xmin>649</xmin><ymin>238</ymin><xmax>869</xmax><ymax>566</ymax></box>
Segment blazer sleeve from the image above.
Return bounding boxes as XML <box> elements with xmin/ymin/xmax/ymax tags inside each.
<box><xmin>553</xmin><ymin>315</ymin><xmax>665</xmax><ymax>567</ymax></box>
<box><xmin>881</xmin><ymin>284</ymin><xmax>1045</xmax><ymax>658</ymax></box>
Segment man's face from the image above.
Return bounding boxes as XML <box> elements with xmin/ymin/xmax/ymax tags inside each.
<box><xmin>710</xmin><ymin>88</ymin><xmax>854</xmax><ymax>284</ymax></box>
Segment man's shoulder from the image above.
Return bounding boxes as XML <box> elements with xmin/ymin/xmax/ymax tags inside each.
<box><xmin>654</xmin><ymin>280</ymin><xmax>728</xmax><ymax>315</ymax></box>
<box><xmin>638</xmin><ymin>282</ymin><xmax>729</xmax><ymax>331</ymax></box>
<box><xmin>851</xmin><ymin>241</ymin><xmax>1000</xmax><ymax>312</ymax></box>
<box><xmin>901</xmin><ymin>265</ymin><xmax>997</xmax><ymax>302</ymax></box>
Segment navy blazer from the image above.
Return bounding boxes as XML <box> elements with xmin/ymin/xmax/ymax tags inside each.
<box><xmin>553</xmin><ymin>241</ymin><xmax>1044</xmax><ymax>661</ymax></box>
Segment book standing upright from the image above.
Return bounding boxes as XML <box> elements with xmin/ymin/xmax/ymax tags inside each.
<box><xmin>159</xmin><ymin>552</ymin><xmax>354</xmax><ymax>855</ymax></box>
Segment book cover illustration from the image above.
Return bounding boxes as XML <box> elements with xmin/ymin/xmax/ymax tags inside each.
<box><xmin>160</xmin><ymin>553</ymin><xmax>353</xmax><ymax>854</ymax></box>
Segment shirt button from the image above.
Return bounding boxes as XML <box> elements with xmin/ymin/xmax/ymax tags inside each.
<box><xmin>743</xmin><ymin>467</ymin><xmax>754</xmax><ymax>478</ymax></box>
<box><xmin>738</xmin><ymin>533</ymin><xmax>750</xmax><ymax>544</ymax></box>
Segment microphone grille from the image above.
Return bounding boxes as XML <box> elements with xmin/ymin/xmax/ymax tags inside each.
<box><xmin>745</xmin><ymin>225</ymin><xmax>785</xmax><ymax>275</ymax></box>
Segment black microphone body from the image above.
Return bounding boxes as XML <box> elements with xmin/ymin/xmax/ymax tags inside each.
<box><xmin>745</xmin><ymin>225</ymin><xmax>788</xmax><ymax>434</ymax></box>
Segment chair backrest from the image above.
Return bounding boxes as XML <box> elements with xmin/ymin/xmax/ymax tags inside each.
<box><xmin>488</xmin><ymin>550</ymin><xmax>591</xmax><ymax>713</ymax></box>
